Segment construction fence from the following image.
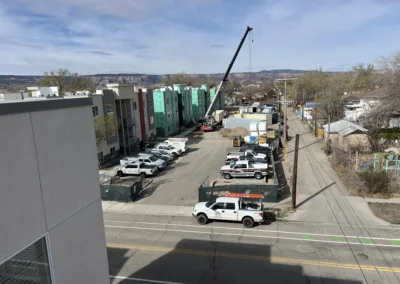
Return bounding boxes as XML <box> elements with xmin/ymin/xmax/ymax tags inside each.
<box><xmin>198</xmin><ymin>148</ymin><xmax>279</xmax><ymax>203</ymax></box>
<box><xmin>100</xmin><ymin>177</ymin><xmax>143</xmax><ymax>202</ymax></box>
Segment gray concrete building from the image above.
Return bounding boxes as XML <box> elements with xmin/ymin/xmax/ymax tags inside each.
<box><xmin>0</xmin><ymin>98</ymin><xmax>109</xmax><ymax>284</ymax></box>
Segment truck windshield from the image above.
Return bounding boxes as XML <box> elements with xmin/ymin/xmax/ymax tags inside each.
<box><xmin>149</xmin><ymin>156</ymin><xmax>158</xmax><ymax>162</ymax></box>
<box><xmin>168</xmin><ymin>145</ymin><xmax>175</xmax><ymax>149</ymax></box>
<box><xmin>205</xmin><ymin>201</ymin><xmax>214</xmax><ymax>208</ymax></box>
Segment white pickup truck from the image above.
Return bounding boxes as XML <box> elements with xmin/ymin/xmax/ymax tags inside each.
<box><xmin>226</xmin><ymin>149</ymin><xmax>266</xmax><ymax>160</ymax></box>
<box><xmin>220</xmin><ymin>160</ymin><xmax>268</xmax><ymax>180</ymax></box>
<box><xmin>192</xmin><ymin>197</ymin><xmax>264</xmax><ymax>228</ymax></box>
<box><xmin>120</xmin><ymin>155</ymin><xmax>166</xmax><ymax>170</ymax></box>
<box><xmin>164</xmin><ymin>138</ymin><xmax>188</xmax><ymax>153</ymax></box>
<box><xmin>116</xmin><ymin>162</ymin><xmax>157</xmax><ymax>177</ymax></box>
<box><xmin>154</xmin><ymin>143</ymin><xmax>182</xmax><ymax>157</ymax></box>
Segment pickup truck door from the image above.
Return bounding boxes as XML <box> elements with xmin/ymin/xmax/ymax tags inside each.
<box><xmin>222</xmin><ymin>202</ymin><xmax>238</xmax><ymax>221</ymax></box>
<box><xmin>233</xmin><ymin>164</ymin><xmax>247</xmax><ymax>177</ymax></box>
<box><xmin>125</xmin><ymin>164</ymin><xmax>137</xmax><ymax>175</ymax></box>
<box><xmin>210</xmin><ymin>202</ymin><xmax>225</xmax><ymax>220</ymax></box>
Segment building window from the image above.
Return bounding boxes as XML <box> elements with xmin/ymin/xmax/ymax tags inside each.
<box><xmin>110</xmin><ymin>147</ymin><xmax>116</xmax><ymax>157</ymax></box>
<box><xmin>0</xmin><ymin>236</ymin><xmax>53</xmax><ymax>283</ymax></box>
<box><xmin>175</xmin><ymin>97</ymin><xmax>177</xmax><ymax>102</ymax></box>
<box><xmin>133</xmin><ymin>102</ymin><xmax>137</xmax><ymax>110</ymax></box>
<box><xmin>166</xmin><ymin>98</ymin><xmax>170</xmax><ymax>105</ymax></box>
<box><xmin>150</xmin><ymin>116</ymin><xmax>154</xmax><ymax>124</ymax></box>
<box><xmin>167</xmin><ymin>113</ymin><xmax>171</xmax><ymax>120</ymax></box>
<box><xmin>92</xmin><ymin>106</ymin><xmax>99</xmax><ymax>117</ymax></box>
<box><xmin>106</xmin><ymin>104</ymin><xmax>114</xmax><ymax>115</ymax></box>
<box><xmin>98</xmin><ymin>152</ymin><xmax>104</xmax><ymax>163</ymax></box>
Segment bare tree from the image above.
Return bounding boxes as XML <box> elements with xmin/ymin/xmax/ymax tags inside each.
<box><xmin>40</xmin><ymin>68</ymin><xmax>94</xmax><ymax>96</ymax></box>
<box><xmin>94</xmin><ymin>113</ymin><xmax>119</xmax><ymax>145</ymax></box>
<box><xmin>162</xmin><ymin>72</ymin><xmax>193</xmax><ymax>86</ymax></box>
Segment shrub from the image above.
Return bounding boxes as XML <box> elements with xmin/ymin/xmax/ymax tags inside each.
<box><xmin>359</xmin><ymin>169</ymin><xmax>390</xmax><ymax>195</ymax></box>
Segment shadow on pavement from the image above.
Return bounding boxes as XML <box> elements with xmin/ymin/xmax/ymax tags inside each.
<box><xmin>107</xmin><ymin>238</ymin><xmax>363</xmax><ymax>284</ymax></box>
<box><xmin>287</xmin><ymin>138</ymin><xmax>322</xmax><ymax>154</ymax></box>
<box><xmin>274</xmin><ymin>151</ymin><xmax>290</xmax><ymax>202</ymax></box>
<box><xmin>296</xmin><ymin>182</ymin><xmax>336</xmax><ymax>208</ymax></box>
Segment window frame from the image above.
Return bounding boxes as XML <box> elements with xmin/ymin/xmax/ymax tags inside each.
<box><xmin>92</xmin><ymin>106</ymin><xmax>99</xmax><ymax>117</ymax></box>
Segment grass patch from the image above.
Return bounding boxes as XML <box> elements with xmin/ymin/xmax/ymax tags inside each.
<box><xmin>368</xmin><ymin>203</ymin><xmax>400</xmax><ymax>224</ymax></box>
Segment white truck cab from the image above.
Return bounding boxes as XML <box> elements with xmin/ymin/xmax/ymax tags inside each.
<box><xmin>154</xmin><ymin>143</ymin><xmax>182</xmax><ymax>157</ymax></box>
<box><xmin>164</xmin><ymin>138</ymin><xmax>188</xmax><ymax>153</ymax></box>
<box><xmin>192</xmin><ymin>197</ymin><xmax>264</xmax><ymax>228</ymax></box>
<box><xmin>137</xmin><ymin>154</ymin><xmax>167</xmax><ymax>170</ymax></box>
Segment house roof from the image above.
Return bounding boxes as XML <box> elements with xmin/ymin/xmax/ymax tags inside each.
<box><xmin>323</xmin><ymin>119</ymin><xmax>368</xmax><ymax>135</ymax></box>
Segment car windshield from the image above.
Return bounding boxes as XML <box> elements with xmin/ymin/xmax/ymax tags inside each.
<box><xmin>149</xmin><ymin>156</ymin><xmax>158</xmax><ymax>162</ymax></box>
<box><xmin>168</xmin><ymin>145</ymin><xmax>175</xmax><ymax>149</ymax></box>
<box><xmin>230</xmin><ymin>163</ymin><xmax>236</xmax><ymax>168</ymax></box>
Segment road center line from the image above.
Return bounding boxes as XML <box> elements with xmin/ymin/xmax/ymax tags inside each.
<box><xmin>103</xmin><ymin>220</ymin><xmax>400</xmax><ymax>242</ymax></box>
<box><xmin>106</xmin><ymin>243</ymin><xmax>400</xmax><ymax>273</ymax></box>
<box><xmin>104</xmin><ymin>225</ymin><xmax>400</xmax><ymax>247</ymax></box>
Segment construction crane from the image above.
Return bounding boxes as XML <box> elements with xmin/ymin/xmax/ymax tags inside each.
<box><xmin>200</xmin><ymin>26</ymin><xmax>253</xmax><ymax>131</ymax></box>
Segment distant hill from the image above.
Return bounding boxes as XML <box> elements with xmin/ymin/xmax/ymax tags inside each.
<box><xmin>0</xmin><ymin>69</ymin><xmax>309</xmax><ymax>91</ymax></box>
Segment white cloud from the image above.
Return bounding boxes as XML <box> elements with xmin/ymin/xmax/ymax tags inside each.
<box><xmin>0</xmin><ymin>0</ymin><xmax>399</xmax><ymax>74</ymax></box>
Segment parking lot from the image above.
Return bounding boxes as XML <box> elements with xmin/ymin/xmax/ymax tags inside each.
<box><xmin>134</xmin><ymin>131</ymin><xmax>231</xmax><ymax>206</ymax></box>
<box><xmin>100</xmin><ymin>130</ymin><xmax>270</xmax><ymax>206</ymax></box>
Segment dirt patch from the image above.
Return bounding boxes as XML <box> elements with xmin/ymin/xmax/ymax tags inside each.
<box><xmin>222</xmin><ymin>127</ymin><xmax>250</xmax><ymax>138</ymax></box>
<box><xmin>368</xmin><ymin>203</ymin><xmax>400</xmax><ymax>224</ymax></box>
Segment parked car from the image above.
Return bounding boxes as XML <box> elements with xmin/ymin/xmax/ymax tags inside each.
<box><xmin>220</xmin><ymin>160</ymin><xmax>268</xmax><ymax>180</ymax></box>
<box><xmin>119</xmin><ymin>157</ymin><xmax>138</xmax><ymax>166</ymax></box>
<box><xmin>154</xmin><ymin>143</ymin><xmax>182</xmax><ymax>157</ymax></box>
<box><xmin>116</xmin><ymin>162</ymin><xmax>157</xmax><ymax>177</ymax></box>
<box><xmin>136</xmin><ymin>154</ymin><xmax>167</xmax><ymax>170</ymax></box>
<box><xmin>226</xmin><ymin>149</ymin><xmax>267</xmax><ymax>160</ymax></box>
<box><xmin>141</xmin><ymin>151</ymin><xmax>170</xmax><ymax>162</ymax></box>
<box><xmin>192</xmin><ymin>197</ymin><xmax>264</xmax><ymax>228</ymax></box>
<box><xmin>225</xmin><ymin>156</ymin><xmax>269</xmax><ymax>165</ymax></box>
<box><xmin>163</xmin><ymin>138</ymin><xmax>188</xmax><ymax>153</ymax></box>
<box><xmin>150</xmin><ymin>149</ymin><xmax>175</xmax><ymax>160</ymax></box>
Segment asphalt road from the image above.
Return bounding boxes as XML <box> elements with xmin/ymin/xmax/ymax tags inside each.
<box><xmin>105</xmin><ymin>212</ymin><xmax>400</xmax><ymax>284</ymax></box>
<box><xmin>134</xmin><ymin>131</ymin><xmax>231</xmax><ymax>206</ymax></box>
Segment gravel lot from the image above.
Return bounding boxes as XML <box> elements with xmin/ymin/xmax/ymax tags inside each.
<box><xmin>133</xmin><ymin>131</ymin><xmax>231</xmax><ymax>206</ymax></box>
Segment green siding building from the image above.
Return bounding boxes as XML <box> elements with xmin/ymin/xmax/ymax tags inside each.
<box><xmin>173</xmin><ymin>84</ymin><xmax>193</xmax><ymax>126</ymax></box>
<box><xmin>153</xmin><ymin>87</ymin><xmax>180</xmax><ymax>137</ymax></box>
<box><xmin>191</xmin><ymin>87</ymin><xmax>206</xmax><ymax>121</ymax></box>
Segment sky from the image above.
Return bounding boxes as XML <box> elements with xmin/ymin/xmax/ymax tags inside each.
<box><xmin>1</xmin><ymin>0</ymin><xmax>400</xmax><ymax>75</ymax></box>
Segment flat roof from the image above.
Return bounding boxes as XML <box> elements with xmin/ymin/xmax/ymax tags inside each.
<box><xmin>0</xmin><ymin>97</ymin><xmax>92</xmax><ymax>116</ymax></box>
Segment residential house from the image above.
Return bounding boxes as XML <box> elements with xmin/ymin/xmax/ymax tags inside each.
<box><xmin>323</xmin><ymin>119</ymin><xmax>369</xmax><ymax>152</ymax></box>
<box><xmin>0</xmin><ymin>97</ymin><xmax>109</xmax><ymax>284</ymax></box>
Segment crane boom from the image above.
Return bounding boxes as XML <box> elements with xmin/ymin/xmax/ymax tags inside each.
<box><xmin>204</xmin><ymin>26</ymin><xmax>253</xmax><ymax>119</ymax></box>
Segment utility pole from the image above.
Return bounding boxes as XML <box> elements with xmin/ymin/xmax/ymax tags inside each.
<box><xmin>292</xmin><ymin>134</ymin><xmax>300</xmax><ymax>209</ymax></box>
<box><xmin>325</xmin><ymin>114</ymin><xmax>331</xmax><ymax>154</ymax></box>
<box><xmin>284</xmin><ymin>78</ymin><xmax>287</xmax><ymax>160</ymax></box>
<box><xmin>301</xmin><ymin>89</ymin><xmax>305</xmax><ymax>121</ymax></box>
<box><xmin>314</xmin><ymin>93</ymin><xmax>318</xmax><ymax>137</ymax></box>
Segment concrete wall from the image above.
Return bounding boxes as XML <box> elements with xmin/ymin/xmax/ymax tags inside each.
<box><xmin>0</xmin><ymin>98</ymin><xmax>109</xmax><ymax>284</ymax></box>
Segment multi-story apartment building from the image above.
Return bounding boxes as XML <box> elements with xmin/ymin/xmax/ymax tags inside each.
<box><xmin>136</xmin><ymin>87</ymin><xmax>156</xmax><ymax>142</ymax></box>
<box><xmin>92</xmin><ymin>89</ymin><xmax>120</xmax><ymax>165</ymax></box>
<box><xmin>106</xmin><ymin>83</ymin><xmax>142</xmax><ymax>155</ymax></box>
<box><xmin>0</xmin><ymin>97</ymin><xmax>109</xmax><ymax>284</ymax></box>
<box><xmin>153</xmin><ymin>87</ymin><xmax>180</xmax><ymax>137</ymax></box>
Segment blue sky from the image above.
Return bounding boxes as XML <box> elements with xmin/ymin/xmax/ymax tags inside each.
<box><xmin>0</xmin><ymin>0</ymin><xmax>400</xmax><ymax>75</ymax></box>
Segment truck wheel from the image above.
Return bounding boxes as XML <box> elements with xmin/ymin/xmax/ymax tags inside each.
<box><xmin>140</xmin><ymin>172</ymin><xmax>146</xmax><ymax>178</ymax></box>
<box><xmin>117</xmin><ymin>171</ymin><xmax>124</xmax><ymax>177</ymax></box>
<box><xmin>196</xmin><ymin>214</ymin><xmax>208</xmax><ymax>225</ymax></box>
<box><xmin>243</xmin><ymin>217</ymin><xmax>254</xmax><ymax>228</ymax></box>
<box><xmin>224</xmin><ymin>173</ymin><xmax>232</xmax><ymax>179</ymax></box>
<box><xmin>172</xmin><ymin>152</ymin><xmax>178</xmax><ymax>157</ymax></box>
<box><xmin>255</xmin><ymin>172</ymin><xmax>262</xmax><ymax>180</ymax></box>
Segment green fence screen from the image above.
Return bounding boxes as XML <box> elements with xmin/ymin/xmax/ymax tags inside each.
<box><xmin>100</xmin><ymin>179</ymin><xmax>143</xmax><ymax>202</ymax></box>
